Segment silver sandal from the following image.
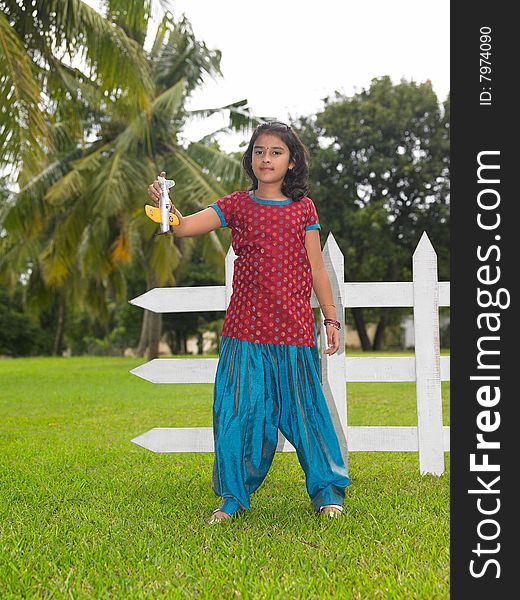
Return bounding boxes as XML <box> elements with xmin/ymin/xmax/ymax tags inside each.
<box><xmin>207</xmin><ymin>508</ymin><xmax>232</xmax><ymax>525</ymax></box>
<box><xmin>318</xmin><ymin>504</ymin><xmax>344</xmax><ymax>518</ymax></box>
<box><xmin>207</xmin><ymin>507</ymin><xmax>246</xmax><ymax>525</ymax></box>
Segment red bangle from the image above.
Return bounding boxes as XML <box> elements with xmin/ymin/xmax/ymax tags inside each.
<box><xmin>324</xmin><ymin>319</ymin><xmax>341</xmax><ymax>330</ymax></box>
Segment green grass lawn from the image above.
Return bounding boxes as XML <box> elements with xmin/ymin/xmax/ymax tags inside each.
<box><xmin>0</xmin><ymin>355</ymin><xmax>450</xmax><ymax>599</ymax></box>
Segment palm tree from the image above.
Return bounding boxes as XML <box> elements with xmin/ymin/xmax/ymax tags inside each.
<box><xmin>0</xmin><ymin>0</ymin><xmax>158</xmax><ymax>354</ymax></box>
<box><xmin>0</xmin><ymin>0</ymin><xmax>156</xmax><ymax>181</ymax></box>
<box><xmin>1</xmin><ymin>8</ymin><xmax>261</xmax><ymax>358</ymax></box>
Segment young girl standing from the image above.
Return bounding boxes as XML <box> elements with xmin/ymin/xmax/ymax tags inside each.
<box><xmin>147</xmin><ymin>122</ymin><xmax>350</xmax><ymax>524</ymax></box>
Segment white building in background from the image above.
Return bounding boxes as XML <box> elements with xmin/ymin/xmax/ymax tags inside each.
<box><xmin>401</xmin><ymin>314</ymin><xmax>450</xmax><ymax>349</ymax></box>
<box><xmin>186</xmin><ymin>331</ymin><xmax>216</xmax><ymax>354</ymax></box>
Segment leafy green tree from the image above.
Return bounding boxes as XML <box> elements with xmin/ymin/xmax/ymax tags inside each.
<box><xmin>0</xmin><ymin>284</ymin><xmax>52</xmax><ymax>356</ymax></box>
<box><xmin>0</xmin><ymin>7</ymin><xmax>255</xmax><ymax>359</ymax></box>
<box><xmin>0</xmin><ymin>0</ymin><xmax>154</xmax><ymax>178</ymax></box>
<box><xmin>0</xmin><ymin>0</ymin><xmax>156</xmax><ymax>355</ymax></box>
<box><xmin>298</xmin><ymin>77</ymin><xmax>449</xmax><ymax>349</ymax></box>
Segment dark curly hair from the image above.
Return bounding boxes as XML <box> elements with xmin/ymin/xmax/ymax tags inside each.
<box><xmin>241</xmin><ymin>121</ymin><xmax>310</xmax><ymax>202</ymax></box>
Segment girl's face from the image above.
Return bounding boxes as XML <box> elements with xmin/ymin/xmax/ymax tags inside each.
<box><xmin>251</xmin><ymin>133</ymin><xmax>295</xmax><ymax>186</ymax></box>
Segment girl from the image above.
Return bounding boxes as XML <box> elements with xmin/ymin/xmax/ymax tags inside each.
<box><xmin>147</xmin><ymin>121</ymin><xmax>350</xmax><ymax>524</ymax></box>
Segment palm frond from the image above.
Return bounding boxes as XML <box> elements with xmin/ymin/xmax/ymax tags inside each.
<box><xmin>43</xmin><ymin>55</ymin><xmax>106</xmax><ymax>126</ymax></box>
<box><xmin>167</xmin><ymin>148</ymin><xmax>228</xmax><ymax>209</ymax></box>
<box><xmin>186</xmin><ymin>99</ymin><xmax>264</xmax><ymax>136</ymax></box>
<box><xmin>155</xmin><ymin>0</ymin><xmax>176</xmax><ymax>14</ymax></box>
<box><xmin>150</xmin><ymin>78</ymin><xmax>186</xmax><ymax>123</ymax></box>
<box><xmin>0</xmin><ymin>11</ymin><xmax>51</xmax><ymax>170</ymax></box>
<box><xmin>186</xmin><ymin>98</ymin><xmax>247</xmax><ymax>121</ymax></box>
<box><xmin>43</xmin><ymin>0</ymin><xmax>155</xmax><ymax>114</ymax></box>
<box><xmin>38</xmin><ymin>198</ymin><xmax>86</xmax><ymax>286</ymax></box>
<box><xmin>147</xmin><ymin>233</ymin><xmax>179</xmax><ymax>287</ymax></box>
<box><xmin>113</xmin><ymin>78</ymin><xmax>186</xmax><ymax>156</ymax></box>
<box><xmin>105</xmin><ymin>155</ymin><xmax>148</xmax><ymax>216</ymax></box>
<box><xmin>0</xmin><ymin>145</ymin><xmax>88</xmax><ymax>245</ymax></box>
<box><xmin>106</xmin><ymin>266</ymin><xmax>128</xmax><ymax>304</ymax></box>
<box><xmin>153</xmin><ymin>14</ymin><xmax>222</xmax><ymax>94</ymax></box>
<box><xmin>106</xmin><ymin>0</ymin><xmax>152</xmax><ymax>46</ymax></box>
<box><xmin>0</xmin><ymin>232</ymin><xmax>42</xmax><ymax>292</ymax></box>
<box><xmin>149</xmin><ymin>11</ymin><xmax>171</xmax><ymax>59</ymax></box>
<box><xmin>79</xmin><ymin>276</ymin><xmax>111</xmax><ymax>323</ymax></box>
<box><xmin>42</xmin><ymin>143</ymin><xmax>111</xmax><ymax>206</ymax></box>
<box><xmin>78</xmin><ymin>219</ymin><xmax>114</xmax><ymax>281</ymax></box>
<box><xmin>185</xmin><ymin>141</ymin><xmax>246</xmax><ymax>188</ymax></box>
<box><xmin>111</xmin><ymin>229</ymin><xmax>132</xmax><ymax>264</ymax></box>
<box><xmin>18</xmin><ymin>145</ymin><xmax>84</xmax><ymax>197</ymax></box>
<box><xmin>24</xmin><ymin>262</ymin><xmax>56</xmax><ymax>317</ymax></box>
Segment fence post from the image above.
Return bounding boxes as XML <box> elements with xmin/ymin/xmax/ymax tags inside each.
<box><xmin>320</xmin><ymin>233</ymin><xmax>349</xmax><ymax>466</ymax></box>
<box><xmin>413</xmin><ymin>232</ymin><xmax>444</xmax><ymax>475</ymax></box>
<box><xmin>225</xmin><ymin>246</ymin><xmax>236</xmax><ymax>309</ymax></box>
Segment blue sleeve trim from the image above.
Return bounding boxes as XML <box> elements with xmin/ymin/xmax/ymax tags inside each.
<box><xmin>305</xmin><ymin>223</ymin><xmax>321</xmax><ymax>231</ymax></box>
<box><xmin>209</xmin><ymin>203</ymin><xmax>227</xmax><ymax>228</ymax></box>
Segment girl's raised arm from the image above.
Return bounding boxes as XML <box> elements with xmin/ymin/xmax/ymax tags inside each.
<box><xmin>172</xmin><ymin>206</ymin><xmax>222</xmax><ymax>238</ymax></box>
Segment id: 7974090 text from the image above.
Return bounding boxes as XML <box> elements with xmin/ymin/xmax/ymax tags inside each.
<box><xmin>480</xmin><ymin>26</ymin><xmax>492</xmax><ymax>106</ymax></box>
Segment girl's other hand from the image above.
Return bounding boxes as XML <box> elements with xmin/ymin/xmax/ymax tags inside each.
<box><xmin>324</xmin><ymin>324</ymin><xmax>340</xmax><ymax>355</ymax></box>
<box><xmin>147</xmin><ymin>170</ymin><xmax>166</xmax><ymax>207</ymax></box>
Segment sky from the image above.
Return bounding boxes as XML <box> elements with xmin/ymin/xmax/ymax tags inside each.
<box><xmin>86</xmin><ymin>0</ymin><xmax>450</xmax><ymax>151</ymax></box>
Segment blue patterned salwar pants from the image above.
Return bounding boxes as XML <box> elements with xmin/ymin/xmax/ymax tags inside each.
<box><xmin>211</xmin><ymin>323</ymin><xmax>350</xmax><ymax>516</ymax></box>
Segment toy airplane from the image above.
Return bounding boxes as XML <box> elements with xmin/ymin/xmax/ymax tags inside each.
<box><xmin>144</xmin><ymin>204</ymin><xmax>180</xmax><ymax>228</ymax></box>
<box><xmin>144</xmin><ymin>174</ymin><xmax>180</xmax><ymax>234</ymax></box>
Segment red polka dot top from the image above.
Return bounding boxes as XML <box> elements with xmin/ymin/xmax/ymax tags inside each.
<box><xmin>209</xmin><ymin>190</ymin><xmax>321</xmax><ymax>347</ymax></box>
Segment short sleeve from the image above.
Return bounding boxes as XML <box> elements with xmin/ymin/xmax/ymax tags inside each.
<box><xmin>305</xmin><ymin>198</ymin><xmax>321</xmax><ymax>231</ymax></box>
<box><xmin>209</xmin><ymin>193</ymin><xmax>236</xmax><ymax>228</ymax></box>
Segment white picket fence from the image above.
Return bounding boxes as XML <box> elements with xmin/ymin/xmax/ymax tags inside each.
<box><xmin>129</xmin><ymin>231</ymin><xmax>450</xmax><ymax>475</ymax></box>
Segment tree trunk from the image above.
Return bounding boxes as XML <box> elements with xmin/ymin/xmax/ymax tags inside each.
<box><xmin>197</xmin><ymin>331</ymin><xmax>204</xmax><ymax>355</ymax></box>
<box><xmin>135</xmin><ymin>309</ymin><xmax>150</xmax><ymax>357</ymax></box>
<box><xmin>372</xmin><ymin>308</ymin><xmax>389</xmax><ymax>351</ymax></box>
<box><xmin>351</xmin><ymin>307</ymin><xmax>371</xmax><ymax>351</ymax></box>
<box><xmin>136</xmin><ymin>270</ymin><xmax>163</xmax><ymax>360</ymax></box>
<box><xmin>147</xmin><ymin>311</ymin><xmax>162</xmax><ymax>361</ymax></box>
<box><xmin>52</xmin><ymin>294</ymin><xmax>66</xmax><ymax>356</ymax></box>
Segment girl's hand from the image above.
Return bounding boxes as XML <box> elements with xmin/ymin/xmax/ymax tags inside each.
<box><xmin>324</xmin><ymin>324</ymin><xmax>340</xmax><ymax>355</ymax></box>
<box><xmin>147</xmin><ymin>171</ymin><xmax>170</xmax><ymax>208</ymax></box>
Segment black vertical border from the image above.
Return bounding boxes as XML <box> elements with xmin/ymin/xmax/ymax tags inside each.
<box><xmin>451</xmin><ymin>2</ymin><xmax>513</xmax><ymax>597</ymax></box>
